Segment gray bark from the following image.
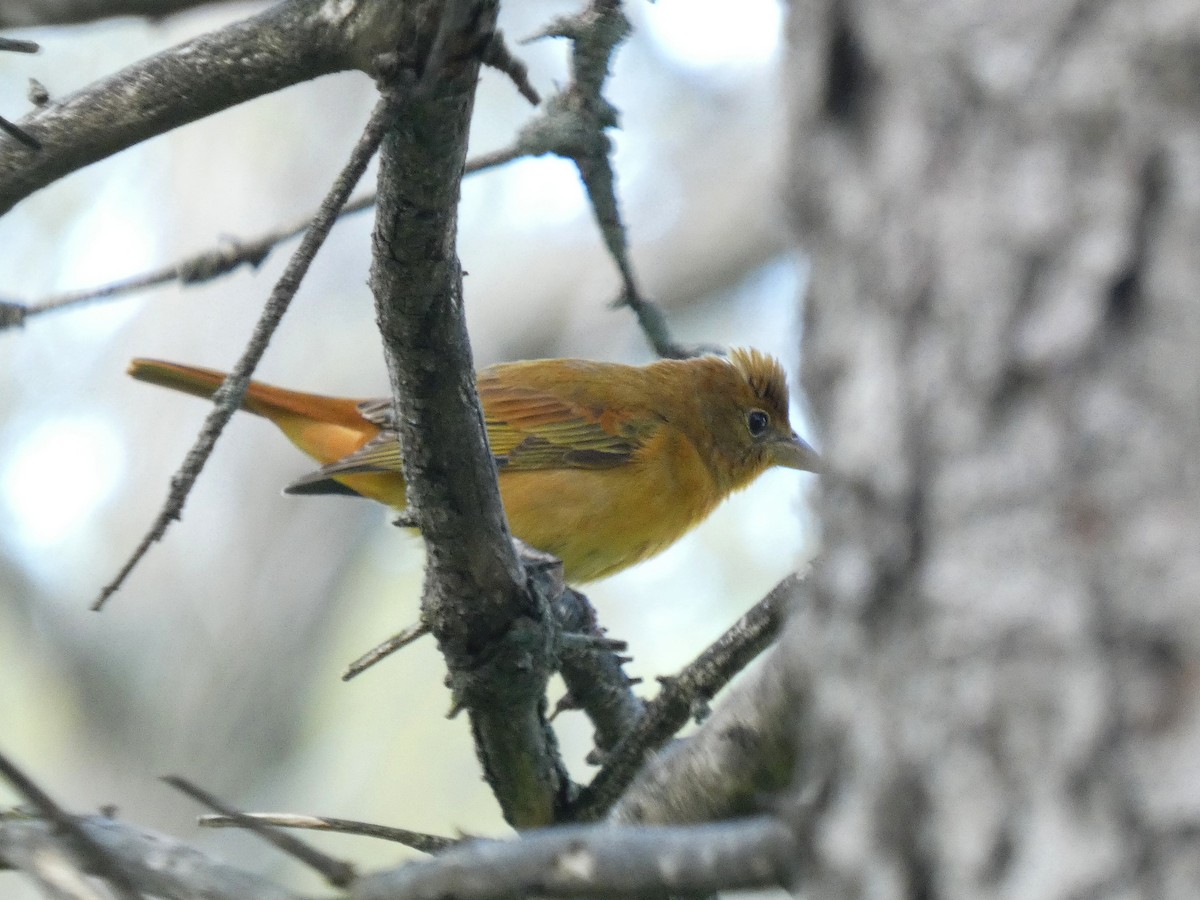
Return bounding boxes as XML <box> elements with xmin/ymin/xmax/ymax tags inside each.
<box><xmin>786</xmin><ymin>0</ymin><xmax>1200</xmax><ymax>896</ymax></box>
<box><xmin>0</xmin><ymin>0</ymin><xmax>250</xmax><ymax>28</ymax></box>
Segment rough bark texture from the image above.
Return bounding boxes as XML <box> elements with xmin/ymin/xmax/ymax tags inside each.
<box><xmin>369</xmin><ymin>1</ymin><xmax>569</xmax><ymax>829</ymax></box>
<box><xmin>787</xmin><ymin>0</ymin><xmax>1200</xmax><ymax>897</ymax></box>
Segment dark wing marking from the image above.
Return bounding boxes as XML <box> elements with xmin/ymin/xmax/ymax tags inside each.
<box><xmin>283</xmin><ymin>433</ymin><xmax>402</xmax><ymax>496</ymax></box>
<box><xmin>480</xmin><ymin>382</ymin><xmax>653</xmax><ymax>471</ymax></box>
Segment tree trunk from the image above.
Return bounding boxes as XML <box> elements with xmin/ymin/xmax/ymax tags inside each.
<box><xmin>785</xmin><ymin>0</ymin><xmax>1200</xmax><ymax>896</ymax></box>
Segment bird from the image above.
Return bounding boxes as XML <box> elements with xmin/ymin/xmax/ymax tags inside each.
<box><xmin>127</xmin><ymin>350</ymin><xmax>819</xmax><ymax>583</ymax></box>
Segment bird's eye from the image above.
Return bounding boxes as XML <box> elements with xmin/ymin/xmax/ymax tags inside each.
<box><xmin>747</xmin><ymin>409</ymin><xmax>770</xmax><ymax>437</ymax></box>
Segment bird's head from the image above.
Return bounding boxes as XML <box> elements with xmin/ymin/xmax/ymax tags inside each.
<box><xmin>701</xmin><ymin>348</ymin><xmax>821</xmax><ymax>488</ymax></box>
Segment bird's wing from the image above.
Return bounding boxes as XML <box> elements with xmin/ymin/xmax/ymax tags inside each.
<box><xmin>284</xmin><ymin>432</ymin><xmax>403</xmax><ymax>494</ymax></box>
<box><xmin>312</xmin><ymin>380</ymin><xmax>659</xmax><ymax>477</ymax></box>
<box><xmin>286</xmin><ymin>368</ymin><xmax>660</xmax><ymax>499</ymax></box>
<box><xmin>480</xmin><ymin>379</ymin><xmax>657</xmax><ymax>470</ymax></box>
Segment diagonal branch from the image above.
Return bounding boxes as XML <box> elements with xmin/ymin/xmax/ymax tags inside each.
<box><xmin>163</xmin><ymin>776</ymin><xmax>355</xmax><ymax>888</ymax></box>
<box><xmin>526</xmin><ymin>0</ymin><xmax>689</xmax><ymax>358</ymax></box>
<box><xmin>570</xmin><ymin>571</ymin><xmax>804</xmax><ymax>821</ymax></box>
<box><xmin>200</xmin><ymin>812</ymin><xmax>457</xmax><ymax>854</ymax></box>
<box><xmin>0</xmin><ymin>0</ymin><xmax>416</xmax><ymax>216</ymax></box>
<box><xmin>554</xmin><ymin>587</ymin><xmax>645</xmax><ymax>755</ymax></box>
<box><xmin>93</xmin><ymin>94</ymin><xmax>392</xmax><ymax>609</ymax></box>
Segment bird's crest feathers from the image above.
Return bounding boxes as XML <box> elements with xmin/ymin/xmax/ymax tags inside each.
<box><xmin>728</xmin><ymin>348</ymin><xmax>790</xmax><ymax>417</ymax></box>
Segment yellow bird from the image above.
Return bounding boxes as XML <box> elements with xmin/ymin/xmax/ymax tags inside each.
<box><xmin>128</xmin><ymin>350</ymin><xmax>818</xmax><ymax>582</ymax></box>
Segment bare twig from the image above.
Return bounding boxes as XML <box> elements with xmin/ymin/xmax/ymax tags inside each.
<box><xmin>526</xmin><ymin>0</ymin><xmax>690</xmax><ymax>359</ymax></box>
<box><xmin>352</xmin><ymin>814</ymin><xmax>799</xmax><ymax>900</ymax></box>
<box><xmin>93</xmin><ymin>96</ymin><xmax>393</xmax><ymax>610</ymax></box>
<box><xmin>343</xmin><ymin>619</ymin><xmax>431</xmax><ymax>681</ymax></box>
<box><xmin>0</xmin><ymin>750</ymin><xmax>144</xmax><ymax>900</ymax></box>
<box><xmin>0</xmin><ymin>145</ymin><xmax>521</xmax><ymax>333</ymax></box>
<box><xmin>570</xmin><ymin>571</ymin><xmax>803</xmax><ymax>821</ymax></box>
<box><xmin>163</xmin><ymin>776</ymin><xmax>355</xmax><ymax>888</ymax></box>
<box><xmin>3</xmin><ymin>194</ymin><xmax>374</xmax><ymax>330</ymax></box>
<box><xmin>610</xmin><ymin>642</ymin><xmax>801</xmax><ymax>825</ymax></box>
<box><xmin>0</xmin><ymin>812</ymin><xmax>301</xmax><ymax>900</ymax></box>
<box><xmin>554</xmin><ymin>588</ymin><xmax>645</xmax><ymax>756</ymax></box>
<box><xmin>483</xmin><ymin>29</ymin><xmax>540</xmax><ymax>105</ymax></box>
<box><xmin>0</xmin><ymin>37</ymin><xmax>39</xmax><ymax>53</ymax></box>
<box><xmin>200</xmin><ymin>812</ymin><xmax>456</xmax><ymax>854</ymax></box>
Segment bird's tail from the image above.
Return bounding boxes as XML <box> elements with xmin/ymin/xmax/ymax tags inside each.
<box><xmin>126</xmin><ymin>359</ymin><xmax>377</xmax><ymax>471</ymax></box>
<box><xmin>127</xmin><ymin>359</ymin><xmax>367</xmax><ymax>428</ymax></box>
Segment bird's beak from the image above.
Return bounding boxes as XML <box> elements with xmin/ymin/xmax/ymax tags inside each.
<box><xmin>771</xmin><ymin>431</ymin><xmax>822</xmax><ymax>474</ymax></box>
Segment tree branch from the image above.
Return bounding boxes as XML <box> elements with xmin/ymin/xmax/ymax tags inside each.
<box><xmin>0</xmin><ymin>813</ymin><xmax>300</xmax><ymax>900</ymax></box>
<box><xmin>93</xmin><ymin>93</ymin><xmax>391</xmax><ymax>609</ymax></box>
<box><xmin>0</xmin><ymin>142</ymin><xmax>524</xmax><ymax>333</ymax></box>
<box><xmin>571</xmin><ymin>571</ymin><xmax>803</xmax><ymax>821</ymax></box>
<box><xmin>0</xmin><ymin>751</ymin><xmax>144</xmax><ymax>900</ymax></box>
<box><xmin>526</xmin><ymin>0</ymin><xmax>689</xmax><ymax>358</ymax></box>
<box><xmin>163</xmin><ymin>775</ymin><xmax>355</xmax><ymax>888</ymax></box>
<box><xmin>0</xmin><ymin>0</ymin><xmax>413</xmax><ymax>216</ymax></box>
<box><xmin>553</xmin><ymin>587</ymin><xmax>645</xmax><ymax>756</ymax></box>
<box><xmin>610</xmin><ymin>642</ymin><xmax>801</xmax><ymax>826</ymax></box>
<box><xmin>368</xmin><ymin>2</ymin><xmax>568</xmax><ymax>828</ymax></box>
<box><xmin>352</xmin><ymin>814</ymin><xmax>799</xmax><ymax>900</ymax></box>
<box><xmin>200</xmin><ymin>812</ymin><xmax>457</xmax><ymax>854</ymax></box>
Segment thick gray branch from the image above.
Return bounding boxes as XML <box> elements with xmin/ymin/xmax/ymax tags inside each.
<box><xmin>0</xmin><ymin>814</ymin><xmax>300</xmax><ymax>900</ymax></box>
<box><xmin>0</xmin><ymin>0</ymin><xmax>410</xmax><ymax>216</ymax></box>
<box><xmin>369</xmin><ymin>3</ymin><xmax>568</xmax><ymax>828</ymax></box>
<box><xmin>352</xmin><ymin>815</ymin><xmax>798</xmax><ymax>900</ymax></box>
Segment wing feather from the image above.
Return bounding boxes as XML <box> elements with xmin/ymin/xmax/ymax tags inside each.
<box><xmin>303</xmin><ymin>371</ymin><xmax>660</xmax><ymax>483</ymax></box>
<box><xmin>284</xmin><ymin>433</ymin><xmax>403</xmax><ymax>495</ymax></box>
<box><xmin>480</xmin><ymin>378</ymin><xmax>655</xmax><ymax>470</ymax></box>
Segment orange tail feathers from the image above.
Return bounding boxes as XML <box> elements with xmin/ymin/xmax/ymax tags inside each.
<box><xmin>127</xmin><ymin>359</ymin><xmax>365</xmax><ymax>426</ymax></box>
<box><xmin>127</xmin><ymin>359</ymin><xmax>378</xmax><ymax>467</ymax></box>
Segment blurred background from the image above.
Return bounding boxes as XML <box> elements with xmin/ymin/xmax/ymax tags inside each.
<box><xmin>0</xmin><ymin>0</ymin><xmax>816</xmax><ymax>892</ymax></box>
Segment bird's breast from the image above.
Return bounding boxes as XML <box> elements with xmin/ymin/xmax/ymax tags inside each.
<box><xmin>496</xmin><ymin>427</ymin><xmax>721</xmax><ymax>582</ymax></box>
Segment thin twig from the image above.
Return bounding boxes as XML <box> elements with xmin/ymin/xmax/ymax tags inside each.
<box><xmin>10</xmin><ymin>194</ymin><xmax>376</xmax><ymax>327</ymax></box>
<box><xmin>0</xmin><ymin>0</ymin><xmax>417</xmax><ymax>217</ymax></box>
<box><xmin>92</xmin><ymin>97</ymin><xmax>394</xmax><ymax>610</ymax></box>
<box><xmin>569</xmin><ymin>571</ymin><xmax>803</xmax><ymax>821</ymax></box>
<box><xmin>2</xmin><ymin>145</ymin><xmax>521</xmax><ymax>333</ymax></box>
<box><xmin>199</xmin><ymin>812</ymin><xmax>456</xmax><ymax>854</ymax></box>
<box><xmin>0</xmin><ymin>37</ymin><xmax>39</xmax><ymax>53</ymax></box>
<box><xmin>342</xmin><ymin>620</ymin><xmax>431</xmax><ymax>681</ymax></box>
<box><xmin>527</xmin><ymin>0</ymin><xmax>692</xmax><ymax>359</ymax></box>
<box><xmin>162</xmin><ymin>777</ymin><xmax>355</xmax><ymax>888</ymax></box>
<box><xmin>0</xmin><ymin>750</ymin><xmax>145</xmax><ymax>900</ymax></box>
<box><xmin>482</xmin><ymin>29</ymin><xmax>540</xmax><ymax>105</ymax></box>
